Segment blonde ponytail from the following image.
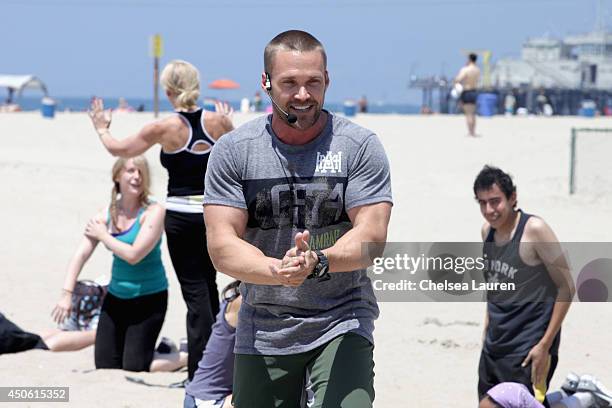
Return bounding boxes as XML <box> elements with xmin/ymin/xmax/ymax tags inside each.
<box><xmin>176</xmin><ymin>89</ymin><xmax>200</xmax><ymax>110</ymax></box>
<box><xmin>161</xmin><ymin>60</ymin><xmax>201</xmax><ymax>110</ymax></box>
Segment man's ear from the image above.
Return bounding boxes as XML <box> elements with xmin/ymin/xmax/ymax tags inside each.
<box><xmin>324</xmin><ymin>70</ymin><xmax>330</xmax><ymax>90</ymax></box>
<box><xmin>262</xmin><ymin>72</ymin><xmax>271</xmax><ymax>92</ymax></box>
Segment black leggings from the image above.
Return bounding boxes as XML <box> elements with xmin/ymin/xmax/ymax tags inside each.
<box><xmin>95</xmin><ymin>290</ymin><xmax>167</xmax><ymax>372</ymax></box>
<box><xmin>164</xmin><ymin>210</ymin><xmax>219</xmax><ymax>380</ymax></box>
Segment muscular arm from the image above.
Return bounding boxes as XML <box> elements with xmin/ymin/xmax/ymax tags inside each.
<box><xmin>529</xmin><ymin>218</ymin><xmax>575</xmax><ymax>349</ymax></box>
<box><xmin>204</xmin><ymin>205</ymin><xmax>282</xmax><ymax>285</ymax></box>
<box><xmin>97</xmin><ymin>204</ymin><xmax>165</xmax><ymax>265</ymax></box>
<box><xmin>324</xmin><ymin>202</ymin><xmax>392</xmax><ymax>273</ymax></box>
<box><xmin>98</xmin><ymin>121</ymin><xmax>165</xmax><ymax>158</ymax></box>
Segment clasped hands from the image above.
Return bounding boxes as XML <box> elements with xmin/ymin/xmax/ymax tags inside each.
<box><xmin>270</xmin><ymin>230</ymin><xmax>318</xmax><ymax>287</ymax></box>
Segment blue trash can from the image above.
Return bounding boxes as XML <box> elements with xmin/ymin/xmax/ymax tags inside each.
<box><xmin>477</xmin><ymin>93</ymin><xmax>498</xmax><ymax>117</ymax></box>
<box><xmin>343</xmin><ymin>100</ymin><xmax>357</xmax><ymax>117</ymax></box>
<box><xmin>580</xmin><ymin>100</ymin><xmax>596</xmax><ymax>117</ymax></box>
<box><xmin>41</xmin><ymin>97</ymin><xmax>56</xmax><ymax>119</ymax></box>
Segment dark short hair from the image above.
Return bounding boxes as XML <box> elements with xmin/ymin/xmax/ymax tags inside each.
<box><xmin>473</xmin><ymin>165</ymin><xmax>516</xmax><ymax>200</ymax></box>
<box><xmin>469</xmin><ymin>53</ymin><xmax>478</xmax><ymax>62</ymax></box>
<box><xmin>264</xmin><ymin>30</ymin><xmax>327</xmax><ymax>74</ymax></box>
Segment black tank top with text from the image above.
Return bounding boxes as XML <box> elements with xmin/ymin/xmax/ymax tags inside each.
<box><xmin>160</xmin><ymin>109</ymin><xmax>216</xmax><ymax>197</ymax></box>
<box><xmin>483</xmin><ymin>210</ymin><xmax>560</xmax><ymax>357</ymax></box>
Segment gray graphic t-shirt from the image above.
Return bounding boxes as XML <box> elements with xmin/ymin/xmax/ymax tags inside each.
<box><xmin>204</xmin><ymin>112</ymin><xmax>393</xmax><ymax>355</ymax></box>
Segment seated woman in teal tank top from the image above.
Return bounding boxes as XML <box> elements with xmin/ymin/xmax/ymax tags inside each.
<box><xmin>51</xmin><ymin>156</ymin><xmax>178</xmax><ymax>372</ymax></box>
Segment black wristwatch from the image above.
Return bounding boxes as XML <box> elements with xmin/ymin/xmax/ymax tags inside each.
<box><xmin>308</xmin><ymin>250</ymin><xmax>331</xmax><ymax>281</ymax></box>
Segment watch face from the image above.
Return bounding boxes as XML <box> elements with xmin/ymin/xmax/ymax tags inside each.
<box><xmin>314</xmin><ymin>263</ymin><xmax>324</xmax><ymax>277</ymax></box>
<box><xmin>318</xmin><ymin>267</ymin><xmax>331</xmax><ymax>282</ymax></box>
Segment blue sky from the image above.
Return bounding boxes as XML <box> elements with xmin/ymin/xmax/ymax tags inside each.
<box><xmin>1</xmin><ymin>0</ymin><xmax>608</xmax><ymax>104</ymax></box>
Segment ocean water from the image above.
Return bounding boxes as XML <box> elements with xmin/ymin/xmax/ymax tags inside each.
<box><xmin>12</xmin><ymin>96</ymin><xmax>420</xmax><ymax>115</ymax></box>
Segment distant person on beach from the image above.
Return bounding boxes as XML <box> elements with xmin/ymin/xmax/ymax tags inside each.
<box><xmin>6</xmin><ymin>88</ymin><xmax>15</xmax><ymax>104</ymax></box>
<box><xmin>420</xmin><ymin>105</ymin><xmax>433</xmax><ymax>114</ymax></box>
<box><xmin>455</xmin><ymin>53</ymin><xmax>481</xmax><ymax>136</ymax></box>
<box><xmin>358</xmin><ymin>95</ymin><xmax>368</xmax><ymax>113</ymax></box>
<box><xmin>203</xmin><ymin>30</ymin><xmax>392</xmax><ymax>408</ymax></box>
<box><xmin>253</xmin><ymin>91</ymin><xmax>263</xmax><ymax>112</ymax></box>
<box><xmin>504</xmin><ymin>92</ymin><xmax>516</xmax><ymax>116</ymax></box>
<box><xmin>0</xmin><ymin>88</ymin><xmax>21</xmax><ymax>112</ymax></box>
<box><xmin>0</xmin><ymin>103</ymin><xmax>21</xmax><ymax>112</ymax></box>
<box><xmin>240</xmin><ymin>97</ymin><xmax>250</xmax><ymax>113</ymax></box>
<box><xmin>88</xmin><ymin>59</ymin><xmax>234</xmax><ymax>381</ymax></box>
<box><xmin>52</xmin><ymin>156</ymin><xmax>175</xmax><ymax>372</ymax></box>
<box><xmin>115</xmin><ymin>97</ymin><xmax>134</xmax><ymax>113</ymax></box>
<box><xmin>474</xmin><ymin>166</ymin><xmax>574</xmax><ymax>405</ymax></box>
<box><xmin>536</xmin><ymin>89</ymin><xmax>553</xmax><ymax>116</ymax></box>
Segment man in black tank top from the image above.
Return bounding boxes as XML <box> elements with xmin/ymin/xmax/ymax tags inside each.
<box><xmin>473</xmin><ymin>166</ymin><xmax>575</xmax><ymax>406</ymax></box>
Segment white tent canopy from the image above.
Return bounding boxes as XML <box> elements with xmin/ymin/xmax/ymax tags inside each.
<box><xmin>0</xmin><ymin>75</ymin><xmax>48</xmax><ymax>97</ymax></box>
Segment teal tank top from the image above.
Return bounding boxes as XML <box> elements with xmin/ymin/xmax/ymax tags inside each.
<box><xmin>108</xmin><ymin>207</ymin><xmax>168</xmax><ymax>299</ymax></box>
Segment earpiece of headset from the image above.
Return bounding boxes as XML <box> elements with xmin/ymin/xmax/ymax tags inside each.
<box><xmin>264</xmin><ymin>72</ymin><xmax>272</xmax><ymax>92</ymax></box>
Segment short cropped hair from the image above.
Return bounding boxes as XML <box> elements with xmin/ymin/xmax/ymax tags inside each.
<box><xmin>473</xmin><ymin>165</ymin><xmax>516</xmax><ymax>200</ymax></box>
<box><xmin>469</xmin><ymin>53</ymin><xmax>478</xmax><ymax>63</ymax></box>
<box><xmin>264</xmin><ymin>30</ymin><xmax>327</xmax><ymax>74</ymax></box>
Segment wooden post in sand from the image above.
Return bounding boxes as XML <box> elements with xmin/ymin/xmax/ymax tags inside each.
<box><xmin>569</xmin><ymin>127</ymin><xmax>576</xmax><ymax>195</ymax></box>
<box><xmin>151</xmin><ymin>34</ymin><xmax>163</xmax><ymax>118</ymax></box>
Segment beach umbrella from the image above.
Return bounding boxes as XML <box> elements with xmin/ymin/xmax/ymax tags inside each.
<box><xmin>208</xmin><ymin>79</ymin><xmax>240</xmax><ymax>89</ymax></box>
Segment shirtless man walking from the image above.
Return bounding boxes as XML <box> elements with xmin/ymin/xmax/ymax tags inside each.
<box><xmin>455</xmin><ymin>53</ymin><xmax>481</xmax><ymax>137</ymax></box>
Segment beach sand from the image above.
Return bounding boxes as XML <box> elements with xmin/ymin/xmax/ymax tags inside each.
<box><xmin>1</xmin><ymin>112</ymin><xmax>610</xmax><ymax>407</ymax></box>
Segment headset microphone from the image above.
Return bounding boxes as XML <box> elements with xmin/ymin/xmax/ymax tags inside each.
<box><xmin>265</xmin><ymin>73</ymin><xmax>298</xmax><ymax>124</ymax></box>
<box><xmin>269</xmin><ymin>96</ymin><xmax>298</xmax><ymax>124</ymax></box>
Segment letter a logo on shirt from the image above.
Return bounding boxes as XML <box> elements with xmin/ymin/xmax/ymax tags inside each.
<box><xmin>315</xmin><ymin>151</ymin><xmax>342</xmax><ymax>174</ymax></box>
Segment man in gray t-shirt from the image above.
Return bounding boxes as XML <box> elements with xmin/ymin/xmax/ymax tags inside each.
<box><xmin>203</xmin><ymin>30</ymin><xmax>392</xmax><ymax>408</ymax></box>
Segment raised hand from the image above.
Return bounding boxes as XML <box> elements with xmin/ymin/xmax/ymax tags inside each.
<box><xmin>214</xmin><ymin>100</ymin><xmax>234</xmax><ymax>118</ymax></box>
<box><xmin>88</xmin><ymin>97</ymin><xmax>112</xmax><ymax>134</ymax></box>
